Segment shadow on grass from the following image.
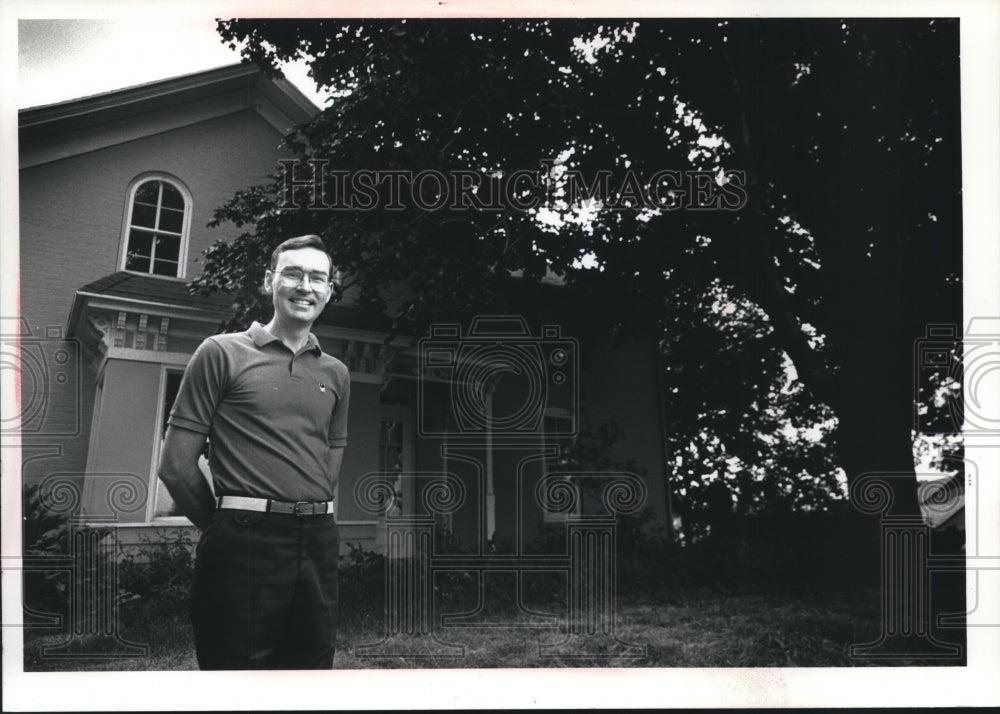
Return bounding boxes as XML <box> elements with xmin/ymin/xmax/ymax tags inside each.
<box><xmin>21</xmin><ymin>513</ymin><xmax>967</xmax><ymax>671</ymax></box>
<box><xmin>24</xmin><ymin>588</ymin><xmax>911</xmax><ymax>671</ymax></box>
<box><xmin>24</xmin><ymin>609</ymin><xmax>197</xmax><ymax>672</ymax></box>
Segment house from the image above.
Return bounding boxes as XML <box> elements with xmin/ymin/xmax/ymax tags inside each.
<box><xmin>18</xmin><ymin>64</ymin><xmax>671</xmax><ymax>555</ymax></box>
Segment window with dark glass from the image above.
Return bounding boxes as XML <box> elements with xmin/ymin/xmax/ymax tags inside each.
<box><xmin>124</xmin><ymin>179</ymin><xmax>187</xmax><ymax>277</ymax></box>
<box><xmin>152</xmin><ymin>369</ymin><xmax>213</xmax><ymax>520</ymax></box>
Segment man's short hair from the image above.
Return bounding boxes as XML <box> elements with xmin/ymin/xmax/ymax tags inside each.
<box><xmin>269</xmin><ymin>234</ymin><xmax>335</xmax><ymax>274</ymax></box>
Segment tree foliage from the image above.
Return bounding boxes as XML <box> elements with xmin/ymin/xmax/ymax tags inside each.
<box><xmin>202</xmin><ymin>19</ymin><xmax>962</xmax><ymax>518</ymax></box>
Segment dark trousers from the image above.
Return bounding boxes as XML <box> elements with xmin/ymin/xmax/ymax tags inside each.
<box><xmin>190</xmin><ymin>509</ymin><xmax>339</xmax><ymax>670</ymax></box>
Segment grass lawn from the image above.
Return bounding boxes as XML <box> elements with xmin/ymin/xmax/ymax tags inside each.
<box><xmin>23</xmin><ymin>589</ymin><xmax>926</xmax><ymax>671</ymax></box>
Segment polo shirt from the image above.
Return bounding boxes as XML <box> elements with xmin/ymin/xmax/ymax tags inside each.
<box><xmin>168</xmin><ymin>322</ymin><xmax>351</xmax><ymax>503</ymax></box>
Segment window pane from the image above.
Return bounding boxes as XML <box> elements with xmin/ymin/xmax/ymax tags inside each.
<box><xmin>160</xmin><ymin>183</ymin><xmax>184</xmax><ymax>210</ymax></box>
<box><xmin>126</xmin><ymin>251</ymin><xmax>151</xmax><ymax>272</ymax></box>
<box><xmin>124</xmin><ymin>178</ymin><xmax>189</xmax><ymax>278</ymax></box>
<box><xmin>155</xmin><ymin>235</ymin><xmax>180</xmax><ymax>261</ymax></box>
<box><xmin>134</xmin><ymin>181</ymin><xmax>160</xmax><ymax>205</ymax></box>
<box><xmin>161</xmin><ymin>371</ymin><xmax>183</xmax><ymax>436</ymax></box>
<box><xmin>159</xmin><ymin>207</ymin><xmax>184</xmax><ymax>233</ymax></box>
<box><xmin>154</xmin><ymin>371</ymin><xmax>214</xmax><ymax>518</ymax></box>
<box><xmin>152</xmin><ymin>259</ymin><xmax>178</xmax><ymax>276</ymax></box>
<box><xmin>152</xmin><ymin>477</ymin><xmax>181</xmax><ymax>517</ymax></box>
<box><xmin>155</xmin><ymin>370</ymin><xmax>184</xmax><ymax>515</ymax></box>
<box><xmin>128</xmin><ymin>229</ymin><xmax>153</xmax><ymax>256</ymax></box>
<box><xmin>131</xmin><ymin>202</ymin><xmax>156</xmax><ymax>228</ymax></box>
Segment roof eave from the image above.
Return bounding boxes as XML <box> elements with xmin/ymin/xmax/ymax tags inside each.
<box><xmin>20</xmin><ymin>64</ymin><xmax>259</xmax><ymax>126</ymax></box>
<box><xmin>18</xmin><ymin>63</ymin><xmax>320</xmax><ymax>161</ymax></box>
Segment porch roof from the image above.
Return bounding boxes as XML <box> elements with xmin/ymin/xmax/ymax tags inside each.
<box><xmin>70</xmin><ymin>271</ymin><xmax>392</xmax><ymax>334</ymax></box>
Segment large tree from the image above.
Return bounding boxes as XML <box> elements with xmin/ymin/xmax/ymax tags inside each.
<box><xmin>201</xmin><ymin>19</ymin><xmax>962</xmax><ymax>529</ymax></box>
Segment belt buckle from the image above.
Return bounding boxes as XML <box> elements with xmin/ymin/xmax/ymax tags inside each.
<box><xmin>293</xmin><ymin>501</ymin><xmax>313</xmax><ymax>516</ymax></box>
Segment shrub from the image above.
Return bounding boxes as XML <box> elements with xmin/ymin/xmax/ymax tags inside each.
<box><xmin>22</xmin><ymin>483</ymin><xmax>200</xmax><ymax>642</ymax></box>
<box><xmin>20</xmin><ymin>484</ymin><xmax>126</xmax><ymax>636</ymax></box>
<box><xmin>338</xmin><ymin>542</ymin><xmax>386</xmax><ymax>633</ymax></box>
<box><xmin>117</xmin><ymin>531</ymin><xmax>195</xmax><ymax>621</ymax></box>
<box><xmin>22</xmin><ymin>484</ymin><xmax>74</xmax><ymax>631</ymax></box>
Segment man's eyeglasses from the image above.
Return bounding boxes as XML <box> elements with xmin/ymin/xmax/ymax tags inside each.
<box><xmin>275</xmin><ymin>268</ymin><xmax>333</xmax><ymax>290</ymax></box>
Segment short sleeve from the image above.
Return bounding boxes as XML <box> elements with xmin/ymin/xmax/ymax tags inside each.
<box><xmin>327</xmin><ymin>367</ymin><xmax>351</xmax><ymax>448</ymax></box>
<box><xmin>168</xmin><ymin>337</ymin><xmax>227</xmax><ymax>435</ymax></box>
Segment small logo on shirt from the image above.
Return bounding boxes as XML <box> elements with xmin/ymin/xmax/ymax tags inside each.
<box><xmin>319</xmin><ymin>382</ymin><xmax>326</xmax><ymax>392</ymax></box>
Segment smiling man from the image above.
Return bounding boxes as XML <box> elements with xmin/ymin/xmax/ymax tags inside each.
<box><xmin>158</xmin><ymin>234</ymin><xmax>351</xmax><ymax>670</ymax></box>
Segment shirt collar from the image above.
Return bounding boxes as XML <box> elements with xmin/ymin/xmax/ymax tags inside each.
<box><xmin>248</xmin><ymin>322</ymin><xmax>323</xmax><ymax>355</ymax></box>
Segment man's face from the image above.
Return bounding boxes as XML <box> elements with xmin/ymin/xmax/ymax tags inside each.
<box><xmin>264</xmin><ymin>247</ymin><xmax>334</xmax><ymax>328</ymax></box>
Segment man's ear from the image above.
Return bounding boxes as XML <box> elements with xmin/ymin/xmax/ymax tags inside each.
<box><xmin>261</xmin><ymin>269</ymin><xmax>274</xmax><ymax>295</ymax></box>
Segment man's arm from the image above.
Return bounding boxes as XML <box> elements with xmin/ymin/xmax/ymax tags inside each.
<box><xmin>158</xmin><ymin>425</ymin><xmax>216</xmax><ymax>530</ymax></box>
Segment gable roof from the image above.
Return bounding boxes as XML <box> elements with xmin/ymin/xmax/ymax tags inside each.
<box><xmin>19</xmin><ymin>63</ymin><xmax>319</xmax><ymax>169</ymax></box>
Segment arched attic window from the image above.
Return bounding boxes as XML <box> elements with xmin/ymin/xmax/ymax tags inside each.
<box><xmin>120</xmin><ymin>174</ymin><xmax>192</xmax><ymax>278</ymax></box>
